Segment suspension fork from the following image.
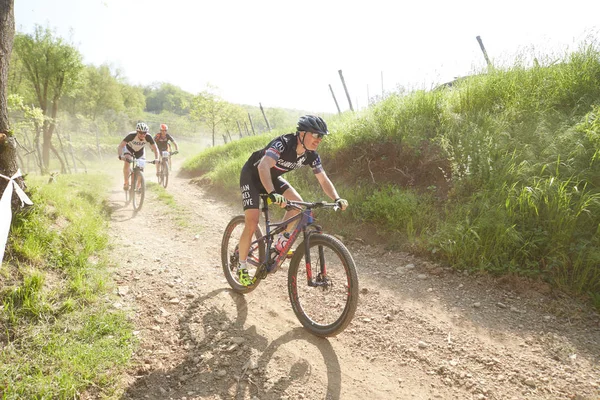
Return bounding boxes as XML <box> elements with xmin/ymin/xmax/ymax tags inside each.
<box><xmin>303</xmin><ymin>222</ymin><xmax>326</xmax><ymax>287</ymax></box>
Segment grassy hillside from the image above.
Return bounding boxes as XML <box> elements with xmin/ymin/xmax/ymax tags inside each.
<box><xmin>181</xmin><ymin>41</ymin><xmax>600</xmax><ymax>307</ymax></box>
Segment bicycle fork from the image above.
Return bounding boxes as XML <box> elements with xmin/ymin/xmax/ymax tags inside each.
<box><xmin>303</xmin><ymin>229</ymin><xmax>329</xmax><ymax>288</ymax></box>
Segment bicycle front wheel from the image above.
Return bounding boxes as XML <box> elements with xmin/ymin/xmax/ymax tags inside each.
<box><xmin>132</xmin><ymin>170</ymin><xmax>145</xmax><ymax>211</ymax></box>
<box><xmin>288</xmin><ymin>233</ymin><xmax>359</xmax><ymax>337</ymax></box>
<box><xmin>221</xmin><ymin>215</ymin><xmax>266</xmax><ymax>294</ymax></box>
<box><xmin>161</xmin><ymin>161</ymin><xmax>169</xmax><ymax>188</ymax></box>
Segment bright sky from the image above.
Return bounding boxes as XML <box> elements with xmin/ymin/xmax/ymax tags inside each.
<box><xmin>14</xmin><ymin>0</ymin><xmax>600</xmax><ymax>114</ymax></box>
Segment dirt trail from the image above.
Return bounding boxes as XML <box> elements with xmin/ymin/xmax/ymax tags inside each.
<box><xmin>104</xmin><ymin>161</ymin><xmax>600</xmax><ymax>400</ymax></box>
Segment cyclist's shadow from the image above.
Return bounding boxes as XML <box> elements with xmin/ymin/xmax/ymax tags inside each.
<box><xmin>121</xmin><ymin>288</ymin><xmax>342</xmax><ymax>400</ymax></box>
<box><xmin>106</xmin><ymin>188</ymin><xmax>137</xmax><ymax>222</ymax></box>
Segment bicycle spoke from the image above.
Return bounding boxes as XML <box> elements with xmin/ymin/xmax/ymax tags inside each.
<box><xmin>288</xmin><ymin>234</ymin><xmax>358</xmax><ymax>337</ymax></box>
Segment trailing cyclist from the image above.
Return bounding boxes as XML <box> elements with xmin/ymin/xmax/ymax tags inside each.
<box><xmin>236</xmin><ymin>115</ymin><xmax>348</xmax><ymax>285</ymax></box>
<box><xmin>117</xmin><ymin>122</ymin><xmax>159</xmax><ymax>190</ymax></box>
<box><xmin>154</xmin><ymin>123</ymin><xmax>179</xmax><ymax>177</ymax></box>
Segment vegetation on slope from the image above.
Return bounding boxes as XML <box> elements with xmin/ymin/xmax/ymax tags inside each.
<box><xmin>182</xmin><ymin>42</ymin><xmax>600</xmax><ymax>307</ymax></box>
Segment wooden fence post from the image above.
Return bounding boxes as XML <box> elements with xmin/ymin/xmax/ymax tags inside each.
<box><xmin>329</xmin><ymin>84</ymin><xmax>341</xmax><ymax>114</ymax></box>
<box><xmin>248</xmin><ymin>113</ymin><xmax>256</xmax><ymax>135</ymax></box>
<box><xmin>259</xmin><ymin>103</ymin><xmax>271</xmax><ymax>131</ymax></box>
<box><xmin>476</xmin><ymin>36</ymin><xmax>492</xmax><ymax>68</ymax></box>
<box><xmin>237</xmin><ymin>121</ymin><xmax>243</xmax><ymax>138</ymax></box>
<box><xmin>338</xmin><ymin>69</ymin><xmax>354</xmax><ymax>111</ymax></box>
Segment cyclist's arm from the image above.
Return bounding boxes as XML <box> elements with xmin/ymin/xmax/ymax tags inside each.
<box><xmin>257</xmin><ymin>156</ymin><xmax>277</xmax><ymax>193</ymax></box>
<box><xmin>315</xmin><ymin>170</ymin><xmax>340</xmax><ymax>201</ymax></box>
<box><xmin>168</xmin><ymin>135</ymin><xmax>179</xmax><ymax>151</ymax></box>
<box><xmin>145</xmin><ymin>134</ymin><xmax>159</xmax><ymax>160</ymax></box>
<box><xmin>117</xmin><ymin>141</ymin><xmax>127</xmax><ymax>157</ymax></box>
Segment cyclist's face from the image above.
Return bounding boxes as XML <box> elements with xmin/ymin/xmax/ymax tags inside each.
<box><xmin>302</xmin><ymin>131</ymin><xmax>322</xmax><ymax>151</ymax></box>
<box><xmin>136</xmin><ymin>130</ymin><xmax>146</xmax><ymax>139</ymax></box>
<box><xmin>160</xmin><ymin>130</ymin><xmax>167</xmax><ymax>136</ymax></box>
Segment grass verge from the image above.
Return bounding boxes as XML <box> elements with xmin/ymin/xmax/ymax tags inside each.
<box><xmin>0</xmin><ymin>174</ymin><xmax>136</xmax><ymax>399</ymax></box>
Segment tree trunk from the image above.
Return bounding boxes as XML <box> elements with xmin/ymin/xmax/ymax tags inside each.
<box><xmin>0</xmin><ymin>0</ymin><xmax>23</xmax><ymax>206</ymax></box>
<box><xmin>49</xmin><ymin>141</ymin><xmax>66</xmax><ymax>173</ymax></box>
<box><xmin>33</xmin><ymin>123</ymin><xmax>44</xmax><ymax>174</ymax></box>
<box><xmin>0</xmin><ymin>0</ymin><xmax>14</xmax><ymax>134</ymax></box>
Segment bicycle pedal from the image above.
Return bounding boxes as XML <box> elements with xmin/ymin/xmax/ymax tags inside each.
<box><xmin>285</xmin><ymin>251</ymin><xmax>294</xmax><ymax>259</ymax></box>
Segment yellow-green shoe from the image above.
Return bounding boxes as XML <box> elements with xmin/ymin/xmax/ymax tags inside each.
<box><xmin>238</xmin><ymin>268</ymin><xmax>252</xmax><ymax>286</ymax></box>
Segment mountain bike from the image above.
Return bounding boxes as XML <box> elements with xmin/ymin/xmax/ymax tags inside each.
<box><xmin>221</xmin><ymin>194</ymin><xmax>359</xmax><ymax>337</ymax></box>
<box><xmin>157</xmin><ymin>150</ymin><xmax>178</xmax><ymax>188</ymax></box>
<box><xmin>121</xmin><ymin>155</ymin><xmax>156</xmax><ymax>212</ymax></box>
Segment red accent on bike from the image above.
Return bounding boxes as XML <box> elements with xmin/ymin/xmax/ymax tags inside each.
<box><xmin>306</xmin><ymin>262</ymin><xmax>312</xmax><ymax>280</ymax></box>
<box><xmin>290</xmin><ymin>275</ymin><xmax>297</xmax><ymax>299</ymax></box>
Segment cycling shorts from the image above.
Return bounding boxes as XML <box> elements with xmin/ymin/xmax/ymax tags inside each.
<box><xmin>239</xmin><ymin>162</ymin><xmax>290</xmax><ymax>210</ymax></box>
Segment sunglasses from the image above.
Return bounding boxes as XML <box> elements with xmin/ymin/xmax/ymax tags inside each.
<box><xmin>309</xmin><ymin>132</ymin><xmax>325</xmax><ymax>139</ymax></box>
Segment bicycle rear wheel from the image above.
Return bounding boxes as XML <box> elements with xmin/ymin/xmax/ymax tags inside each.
<box><xmin>221</xmin><ymin>215</ymin><xmax>266</xmax><ymax>294</ymax></box>
<box><xmin>132</xmin><ymin>170</ymin><xmax>145</xmax><ymax>211</ymax></box>
<box><xmin>288</xmin><ymin>233</ymin><xmax>359</xmax><ymax>337</ymax></box>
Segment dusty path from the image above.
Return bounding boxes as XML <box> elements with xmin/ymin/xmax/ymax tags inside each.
<box><xmin>104</xmin><ymin>161</ymin><xmax>600</xmax><ymax>400</ymax></box>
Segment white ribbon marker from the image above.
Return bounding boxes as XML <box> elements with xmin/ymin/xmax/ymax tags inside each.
<box><xmin>0</xmin><ymin>169</ymin><xmax>33</xmax><ymax>263</ymax></box>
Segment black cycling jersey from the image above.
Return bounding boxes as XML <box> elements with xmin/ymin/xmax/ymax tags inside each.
<box><xmin>239</xmin><ymin>133</ymin><xmax>324</xmax><ymax>210</ymax></box>
<box><xmin>154</xmin><ymin>133</ymin><xmax>175</xmax><ymax>152</ymax></box>
<box><xmin>122</xmin><ymin>132</ymin><xmax>156</xmax><ymax>159</ymax></box>
<box><xmin>246</xmin><ymin>133</ymin><xmax>323</xmax><ymax>177</ymax></box>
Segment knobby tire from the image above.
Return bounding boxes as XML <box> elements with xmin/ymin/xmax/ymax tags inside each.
<box><xmin>221</xmin><ymin>215</ymin><xmax>266</xmax><ymax>294</ymax></box>
<box><xmin>161</xmin><ymin>160</ymin><xmax>169</xmax><ymax>188</ymax></box>
<box><xmin>287</xmin><ymin>233</ymin><xmax>359</xmax><ymax>337</ymax></box>
<box><xmin>132</xmin><ymin>170</ymin><xmax>145</xmax><ymax>211</ymax></box>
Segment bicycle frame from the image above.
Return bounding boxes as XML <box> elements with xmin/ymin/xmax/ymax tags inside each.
<box><xmin>127</xmin><ymin>156</ymin><xmax>145</xmax><ymax>181</ymax></box>
<box><xmin>248</xmin><ymin>195</ymin><xmax>333</xmax><ymax>284</ymax></box>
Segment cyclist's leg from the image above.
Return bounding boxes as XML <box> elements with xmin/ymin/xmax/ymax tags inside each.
<box><xmin>122</xmin><ymin>152</ymin><xmax>132</xmax><ymax>189</ymax></box>
<box><xmin>238</xmin><ymin>171</ymin><xmax>261</xmax><ymax>262</ymax></box>
<box><xmin>238</xmin><ymin>208</ymin><xmax>260</xmax><ymax>264</ymax></box>
<box><xmin>156</xmin><ymin>153</ymin><xmax>161</xmax><ymax>176</ymax></box>
<box><xmin>237</xmin><ymin>166</ymin><xmax>262</xmax><ymax>285</ymax></box>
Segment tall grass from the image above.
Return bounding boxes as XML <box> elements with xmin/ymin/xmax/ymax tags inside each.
<box><xmin>183</xmin><ymin>40</ymin><xmax>600</xmax><ymax>306</ymax></box>
<box><xmin>1</xmin><ymin>174</ymin><xmax>135</xmax><ymax>398</ymax></box>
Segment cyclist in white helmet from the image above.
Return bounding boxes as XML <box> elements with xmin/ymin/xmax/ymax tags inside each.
<box><xmin>117</xmin><ymin>122</ymin><xmax>159</xmax><ymax>190</ymax></box>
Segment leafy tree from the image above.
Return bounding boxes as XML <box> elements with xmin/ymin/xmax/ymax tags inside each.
<box><xmin>64</xmin><ymin>64</ymin><xmax>124</xmax><ymax>120</ymax></box>
<box><xmin>8</xmin><ymin>94</ymin><xmax>44</xmax><ymax>173</ymax></box>
<box><xmin>144</xmin><ymin>82</ymin><xmax>192</xmax><ymax>115</ymax></box>
<box><xmin>265</xmin><ymin>108</ymin><xmax>290</xmax><ymax>130</ymax></box>
<box><xmin>223</xmin><ymin>104</ymin><xmax>247</xmax><ymax>140</ymax></box>
<box><xmin>120</xmin><ymin>84</ymin><xmax>146</xmax><ymax>116</ymax></box>
<box><xmin>191</xmin><ymin>86</ymin><xmax>232</xmax><ymax>147</ymax></box>
<box><xmin>0</xmin><ymin>0</ymin><xmax>21</xmax><ymax>201</ymax></box>
<box><xmin>13</xmin><ymin>25</ymin><xmax>84</xmax><ymax>172</ymax></box>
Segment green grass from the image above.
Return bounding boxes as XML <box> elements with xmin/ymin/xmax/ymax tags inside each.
<box><xmin>1</xmin><ymin>174</ymin><xmax>136</xmax><ymax>399</ymax></box>
<box><xmin>180</xmin><ymin>40</ymin><xmax>600</xmax><ymax>307</ymax></box>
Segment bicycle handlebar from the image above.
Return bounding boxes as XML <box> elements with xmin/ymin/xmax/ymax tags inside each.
<box><xmin>119</xmin><ymin>155</ymin><xmax>158</xmax><ymax>165</ymax></box>
<box><xmin>285</xmin><ymin>200</ymin><xmax>340</xmax><ymax>211</ymax></box>
<box><xmin>260</xmin><ymin>194</ymin><xmax>341</xmax><ymax>211</ymax></box>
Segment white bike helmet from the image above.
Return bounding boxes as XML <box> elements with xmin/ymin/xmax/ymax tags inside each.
<box><xmin>136</xmin><ymin>122</ymin><xmax>149</xmax><ymax>133</ymax></box>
